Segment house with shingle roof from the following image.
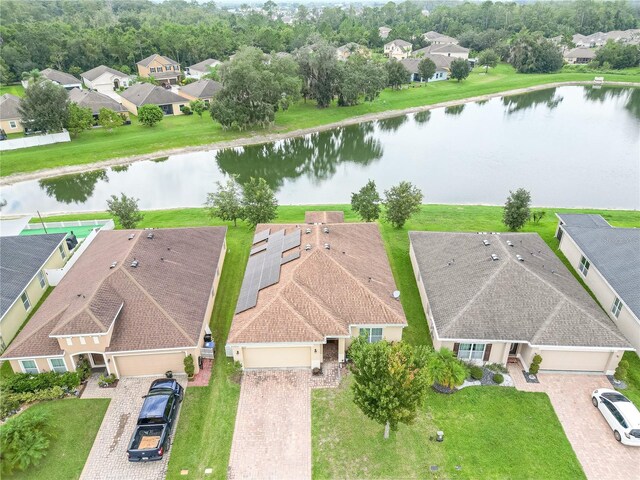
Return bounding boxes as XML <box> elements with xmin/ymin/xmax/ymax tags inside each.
<box><xmin>227</xmin><ymin>213</ymin><xmax>407</xmax><ymax>369</ymax></box>
<box><xmin>409</xmin><ymin>231</ymin><xmax>631</xmax><ymax>374</ymax></box>
<box><xmin>177</xmin><ymin>79</ymin><xmax>222</xmax><ymax>104</ymax></box>
<box><xmin>185</xmin><ymin>58</ymin><xmax>221</xmax><ymax>79</ymax></box>
<box><xmin>0</xmin><ymin>93</ymin><xmax>23</xmax><ymax>133</ymax></box>
<box><xmin>25</xmin><ymin>68</ymin><xmax>82</xmax><ymax>90</ymax></box>
<box><xmin>384</xmin><ymin>39</ymin><xmax>413</xmax><ymax>60</ymax></box>
<box><xmin>422</xmin><ymin>31</ymin><xmax>459</xmax><ymax>45</ymax></box>
<box><xmin>563</xmin><ymin>47</ymin><xmax>597</xmax><ymax>64</ymax></box>
<box><xmin>2</xmin><ymin>227</ymin><xmax>226</xmax><ymax>376</ymax></box>
<box><xmin>119</xmin><ymin>83</ymin><xmax>187</xmax><ymax>116</ymax></box>
<box><xmin>336</xmin><ymin>43</ymin><xmax>369</xmax><ymax>61</ymax></box>
<box><xmin>413</xmin><ymin>43</ymin><xmax>470</xmax><ymax>60</ymax></box>
<box><xmin>0</xmin><ymin>234</ymin><xmax>69</xmax><ymax>350</ymax></box>
<box><xmin>136</xmin><ymin>54</ymin><xmax>182</xmax><ymax>86</ymax></box>
<box><xmin>68</xmin><ymin>88</ymin><xmax>129</xmax><ymax>120</ymax></box>
<box><xmin>556</xmin><ymin>214</ymin><xmax>640</xmax><ymax>353</ymax></box>
<box><xmin>401</xmin><ymin>54</ymin><xmax>453</xmax><ymax>82</ymax></box>
<box><xmin>378</xmin><ymin>26</ymin><xmax>392</xmax><ymax>39</ymax></box>
<box><xmin>81</xmin><ymin>65</ymin><xmax>132</xmax><ymax>95</ymax></box>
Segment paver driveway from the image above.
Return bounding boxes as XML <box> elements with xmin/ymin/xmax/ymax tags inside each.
<box><xmin>509</xmin><ymin>365</ymin><xmax>640</xmax><ymax>479</ymax></box>
<box><xmin>228</xmin><ymin>370</ymin><xmax>311</xmax><ymax>480</ymax></box>
<box><xmin>80</xmin><ymin>375</ymin><xmax>187</xmax><ymax>480</ymax></box>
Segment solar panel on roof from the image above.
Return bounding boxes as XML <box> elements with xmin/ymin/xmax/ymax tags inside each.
<box><xmin>281</xmin><ymin>251</ymin><xmax>301</xmax><ymax>265</ymax></box>
<box><xmin>252</xmin><ymin>229</ymin><xmax>270</xmax><ymax>245</ymax></box>
<box><xmin>250</xmin><ymin>244</ymin><xmax>268</xmax><ymax>256</ymax></box>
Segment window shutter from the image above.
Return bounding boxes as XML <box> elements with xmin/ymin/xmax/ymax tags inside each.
<box><xmin>453</xmin><ymin>343</ymin><xmax>460</xmax><ymax>355</ymax></box>
<box><xmin>483</xmin><ymin>344</ymin><xmax>492</xmax><ymax>361</ymax></box>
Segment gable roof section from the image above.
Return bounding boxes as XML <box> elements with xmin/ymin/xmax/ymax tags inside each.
<box><xmin>2</xmin><ymin>227</ymin><xmax>227</xmax><ymax>359</ymax></box>
<box><xmin>564</xmin><ymin>47</ymin><xmax>597</xmax><ymax>59</ymax></box>
<box><xmin>423</xmin><ymin>31</ymin><xmax>459</xmax><ymax>44</ymax></box>
<box><xmin>81</xmin><ymin>65</ymin><xmax>130</xmax><ymax>82</ymax></box>
<box><xmin>409</xmin><ymin>231</ymin><xmax>630</xmax><ymax>349</ymax></box>
<box><xmin>0</xmin><ymin>93</ymin><xmax>21</xmax><ymax>120</ymax></box>
<box><xmin>418</xmin><ymin>43</ymin><xmax>469</xmax><ymax>55</ymax></box>
<box><xmin>179</xmin><ymin>79</ymin><xmax>222</xmax><ymax>99</ymax></box>
<box><xmin>228</xmin><ymin>220</ymin><xmax>407</xmax><ymax>344</ymax></box>
<box><xmin>386</xmin><ymin>39</ymin><xmax>412</xmax><ymax>48</ymax></box>
<box><xmin>305</xmin><ymin>211</ymin><xmax>344</xmax><ymax>224</ymax></box>
<box><xmin>557</xmin><ymin>213</ymin><xmax>612</xmax><ymax>228</ymax></box>
<box><xmin>68</xmin><ymin>88</ymin><xmax>127</xmax><ymax>114</ymax></box>
<box><xmin>120</xmin><ymin>83</ymin><xmax>186</xmax><ymax>106</ymax></box>
<box><xmin>0</xmin><ymin>234</ymin><xmax>66</xmax><ymax>318</ymax></box>
<box><xmin>410</xmin><ymin>50</ymin><xmax>456</xmax><ymax>69</ymax></box>
<box><xmin>137</xmin><ymin>54</ymin><xmax>179</xmax><ymax>67</ymax></box>
<box><xmin>41</xmin><ymin>68</ymin><xmax>80</xmax><ymax>86</ymax></box>
<box><xmin>188</xmin><ymin>58</ymin><xmax>220</xmax><ymax>72</ymax></box>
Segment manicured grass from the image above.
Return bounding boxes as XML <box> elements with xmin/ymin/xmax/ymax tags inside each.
<box><xmin>3</xmin><ymin>64</ymin><xmax>639</xmax><ymax>177</ymax></box>
<box><xmin>313</xmin><ymin>377</ymin><xmax>584</xmax><ymax>479</ymax></box>
<box><xmin>622</xmin><ymin>351</ymin><xmax>640</xmax><ymax>406</ymax></box>
<box><xmin>0</xmin><ymin>84</ymin><xmax>25</xmax><ymax>97</ymax></box>
<box><xmin>1</xmin><ymin>398</ymin><xmax>110</xmax><ymax>480</ymax></box>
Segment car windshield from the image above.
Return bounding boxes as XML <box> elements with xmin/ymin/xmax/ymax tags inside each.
<box><xmin>601</xmin><ymin>392</ymin><xmax>630</xmax><ymax>403</ymax></box>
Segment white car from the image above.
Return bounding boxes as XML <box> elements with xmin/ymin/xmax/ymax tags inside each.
<box><xmin>592</xmin><ymin>388</ymin><xmax>640</xmax><ymax>446</ymax></box>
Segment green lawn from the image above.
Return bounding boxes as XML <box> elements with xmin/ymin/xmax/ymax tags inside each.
<box><xmin>0</xmin><ymin>84</ymin><xmax>25</xmax><ymax>97</ymax></box>
<box><xmin>313</xmin><ymin>377</ymin><xmax>584</xmax><ymax>479</ymax></box>
<box><xmin>1</xmin><ymin>398</ymin><xmax>110</xmax><ymax>480</ymax></box>
<box><xmin>2</xmin><ymin>64</ymin><xmax>639</xmax><ymax>177</ymax></box>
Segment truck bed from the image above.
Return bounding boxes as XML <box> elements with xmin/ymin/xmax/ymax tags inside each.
<box><xmin>127</xmin><ymin>425</ymin><xmax>167</xmax><ymax>461</ymax></box>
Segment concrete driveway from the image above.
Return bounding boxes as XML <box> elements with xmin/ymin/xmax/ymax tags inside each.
<box><xmin>509</xmin><ymin>365</ymin><xmax>640</xmax><ymax>479</ymax></box>
<box><xmin>228</xmin><ymin>370</ymin><xmax>311</xmax><ymax>480</ymax></box>
<box><xmin>80</xmin><ymin>375</ymin><xmax>187</xmax><ymax>480</ymax></box>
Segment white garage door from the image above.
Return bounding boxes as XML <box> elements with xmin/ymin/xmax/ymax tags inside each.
<box><xmin>243</xmin><ymin>346</ymin><xmax>311</xmax><ymax>369</ymax></box>
<box><xmin>113</xmin><ymin>352</ymin><xmax>186</xmax><ymax>376</ymax></box>
<box><xmin>539</xmin><ymin>349</ymin><xmax>611</xmax><ymax>373</ymax></box>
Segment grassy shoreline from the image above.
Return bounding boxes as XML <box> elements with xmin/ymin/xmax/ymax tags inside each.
<box><xmin>2</xmin><ymin>64</ymin><xmax>639</xmax><ymax>180</ymax></box>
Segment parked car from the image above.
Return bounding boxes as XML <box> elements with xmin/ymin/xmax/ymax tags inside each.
<box><xmin>592</xmin><ymin>388</ymin><xmax>640</xmax><ymax>446</ymax></box>
<box><xmin>127</xmin><ymin>379</ymin><xmax>184</xmax><ymax>461</ymax></box>
<box><xmin>0</xmin><ymin>129</ymin><xmax>6</xmax><ymax>141</ymax></box>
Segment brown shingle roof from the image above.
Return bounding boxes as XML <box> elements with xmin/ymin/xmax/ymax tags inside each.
<box><xmin>0</xmin><ymin>93</ymin><xmax>21</xmax><ymax>120</ymax></box>
<box><xmin>137</xmin><ymin>54</ymin><xmax>179</xmax><ymax>67</ymax></box>
<box><xmin>228</xmin><ymin>222</ymin><xmax>406</xmax><ymax>344</ymax></box>
<box><xmin>2</xmin><ymin>227</ymin><xmax>226</xmax><ymax>359</ymax></box>
<box><xmin>305</xmin><ymin>211</ymin><xmax>344</xmax><ymax>224</ymax></box>
<box><xmin>120</xmin><ymin>83</ymin><xmax>186</xmax><ymax>106</ymax></box>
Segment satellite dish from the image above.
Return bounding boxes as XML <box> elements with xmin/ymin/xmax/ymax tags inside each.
<box><xmin>392</xmin><ymin>290</ymin><xmax>401</xmax><ymax>300</ymax></box>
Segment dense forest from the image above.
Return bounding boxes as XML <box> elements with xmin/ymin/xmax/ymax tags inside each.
<box><xmin>1</xmin><ymin>0</ymin><xmax>638</xmax><ymax>82</ymax></box>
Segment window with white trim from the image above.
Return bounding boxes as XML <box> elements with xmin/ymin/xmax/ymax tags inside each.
<box><xmin>360</xmin><ymin>327</ymin><xmax>383</xmax><ymax>343</ymax></box>
<box><xmin>21</xmin><ymin>292</ymin><xmax>31</xmax><ymax>311</ymax></box>
<box><xmin>457</xmin><ymin>343</ymin><xmax>485</xmax><ymax>361</ymax></box>
<box><xmin>20</xmin><ymin>359</ymin><xmax>38</xmax><ymax>374</ymax></box>
<box><xmin>150</xmin><ymin>67</ymin><xmax>156</xmax><ymax>73</ymax></box>
<box><xmin>65</xmin><ymin>338</ymin><xmax>73</xmax><ymax>346</ymax></box>
<box><xmin>59</xmin><ymin>244</ymin><xmax>67</xmax><ymax>259</ymax></box>
<box><xmin>79</xmin><ymin>336</ymin><xmax>86</xmax><ymax>345</ymax></box>
<box><xmin>38</xmin><ymin>270</ymin><xmax>47</xmax><ymax>288</ymax></box>
<box><xmin>157</xmin><ymin>66</ymin><xmax>163</xmax><ymax>72</ymax></box>
<box><xmin>611</xmin><ymin>297</ymin><xmax>623</xmax><ymax>318</ymax></box>
<box><xmin>578</xmin><ymin>255</ymin><xmax>590</xmax><ymax>276</ymax></box>
<box><xmin>93</xmin><ymin>336</ymin><xmax>100</xmax><ymax>344</ymax></box>
<box><xmin>9</xmin><ymin>121</ymin><xmax>17</xmax><ymax>129</ymax></box>
<box><xmin>49</xmin><ymin>358</ymin><xmax>67</xmax><ymax>373</ymax></box>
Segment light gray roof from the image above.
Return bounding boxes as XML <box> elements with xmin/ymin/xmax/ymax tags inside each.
<box><xmin>137</xmin><ymin>54</ymin><xmax>179</xmax><ymax>67</ymax></box>
<box><xmin>386</xmin><ymin>39</ymin><xmax>412</xmax><ymax>48</ymax></box>
<box><xmin>68</xmin><ymin>88</ymin><xmax>127</xmax><ymax>114</ymax></box>
<box><xmin>564</xmin><ymin>47</ymin><xmax>597</xmax><ymax>59</ymax></box>
<box><xmin>404</xmin><ymin>53</ymin><xmax>454</xmax><ymax>70</ymax></box>
<box><xmin>409</xmin><ymin>231</ymin><xmax>631</xmax><ymax>349</ymax></box>
<box><xmin>559</xmin><ymin>215</ymin><xmax>640</xmax><ymax>318</ymax></box>
<box><xmin>179</xmin><ymin>79</ymin><xmax>222</xmax><ymax>99</ymax></box>
<box><xmin>120</xmin><ymin>83</ymin><xmax>186</xmax><ymax>106</ymax></box>
<box><xmin>423</xmin><ymin>31</ymin><xmax>458</xmax><ymax>44</ymax></box>
<box><xmin>81</xmin><ymin>65</ymin><xmax>130</xmax><ymax>82</ymax></box>
<box><xmin>40</xmin><ymin>68</ymin><xmax>80</xmax><ymax>86</ymax></box>
<box><xmin>0</xmin><ymin>93</ymin><xmax>21</xmax><ymax>120</ymax></box>
<box><xmin>0</xmin><ymin>234</ymin><xmax>66</xmax><ymax>317</ymax></box>
<box><xmin>188</xmin><ymin>58</ymin><xmax>220</xmax><ymax>72</ymax></box>
<box><xmin>418</xmin><ymin>43</ymin><xmax>469</xmax><ymax>55</ymax></box>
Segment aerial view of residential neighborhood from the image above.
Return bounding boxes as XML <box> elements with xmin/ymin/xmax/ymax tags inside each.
<box><xmin>0</xmin><ymin>0</ymin><xmax>639</xmax><ymax>479</ymax></box>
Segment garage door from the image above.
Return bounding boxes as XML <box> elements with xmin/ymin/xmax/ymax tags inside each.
<box><xmin>243</xmin><ymin>346</ymin><xmax>311</xmax><ymax>369</ymax></box>
<box><xmin>113</xmin><ymin>352</ymin><xmax>186</xmax><ymax>376</ymax></box>
<box><xmin>539</xmin><ymin>349</ymin><xmax>611</xmax><ymax>372</ymax></box>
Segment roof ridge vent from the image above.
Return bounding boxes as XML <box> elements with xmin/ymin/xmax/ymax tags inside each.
<box><xmin>483</xmin><ymin>239</ymin><xmax>491</xmax><ymax>246</ymax></box>
<box><xmin>147</xmin><ymin>232</ymin><xmax>154</xmax><ymax>239</ymax></box>
<box><xmin>516</xmin><ymin>254</ymin><xmax>524</xmax><ymax>262</ymax></box>
<box><xmin>491</xmin><ymin>253</ymin><xmax>499</xmax><ymax>261</ymax></box>
<box><xmin>323</xmin><ymin>227</ymin><xmax>330</xmax><ymax>234</ymax></box>
<box><xmin>128</xmin><ymin>233</ymin><xmax>135</xmax><ymax>240</ymax></box>
<box><xmin>305</xmin><ymin>228</ymin><xmax>312</xmax><ymax>234</ymax></box>
<box><xmin>392</xmin><ymin>290</ymin><xmax>401</xmax><ymax>300</ymax></box>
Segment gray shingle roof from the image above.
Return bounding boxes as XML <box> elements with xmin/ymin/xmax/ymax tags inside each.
<box><xmin>557</xmin><ymin>213</ymin><xmax>612</xmax><ymax>228</ymax></box>
<box><xmin>0</xmin><ymin>93</ymin><xmax>21</xmax><ymax>120</ymax></box>
<box><xmin>136</xmin><ymin>54</ymin><xmax>179</xmax><ymax>67</ymax></box>
<box><xmin>559</xmin><ymin>215</ymin><xmax>640</xmax><ymax>318</ymax></box>
<box><xmin>179</xmin><ymin>79</ymin><xmax>222</xmax><ymax>99</ymax></box>
<box><xmin>41</xmin><ymin>68</ymin><xmax>81</xmax><ymax>86</ymax></box>
<box><xmin>120</xmin><ymin>83</ymin><xmax>186</xmax><ymax>106</ymax></box>
<box><xmin>188</xmin><ymin>58</ymin><xmax>220</xmax><ymax>72</ymax></box>
<box><xmin>81</xmin><ymin>65</ymin><xmax>130</xmax><ymax>82</ymax></box>
<box><xmin>409</xmin><ymin>231</ymin><xmax>630</xmax><ymax>349</ymax></box>
<box><xmin>68</xmin><ymin>88</ymin><xmax>127</xmax><ymax>114</ymax></box>
<box><xmin>564</xmin><ymin>47</ymin><xmax>597</xmax><ymax>59</ymax></box>
<box><xmin>386</xmin><ymin>39</ymin><xmax>412</xmax><ymax>48</ymax></box>
<box><xmin>401</xmin><ymin>54</ymin><xmax>453</xmax><ymax>73</ymax></box>
<box><xmin>0</xmin><ymin>234</ymin><xmax>66</xmax><ymax>317</ymax></box>
<box><xmin>423</xmin><ymin>31</ymin><xmax>459</xmax><ymax>44</ymax></box>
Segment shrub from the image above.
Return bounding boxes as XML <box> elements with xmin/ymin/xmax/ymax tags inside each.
<box><xmin>493</xmin><ymin>373</ymin><xmax>504</xmax><ymax>384</ymax></box>
<box><xmin>137</xmin><ymin>104</ymin><xmax>164</xmax><ymax>127</ymax></box>
<box><xmin>614</xmin><ymin>360</ymin><xmax>629</xmax><ymax>382</ymax></box>
<box><xmin>529</xmin><ymin>363</ymin><xmax>540</xmax><ymax>375</ymax></box>
<box><xmin>0</xmin><ymin>411</ymin><xmax>52</xmax><ymax>475</ymax></box>
<box><xmin>470</xmin><ymin>366</ymin><xmax>484</xmax><ymax>380</ymax></box>
<box><xmin>0</xmin><ymin>394</ymin><xmax>21</xmax><ymax>419</ymax></box>
<box><xmin>180</xmin><ymin>105</ymin><xmax>192</xmax><ymax>115</ymax></box>
<box><xmin>11</xmin><ymin>386</ymin><xmax>66</xmax><ymax>404</ymax></box>
<box><xmin>3</xmin><ymin>371</ymin><xmax>80</xmax><ymax>394</ymax></box>
<box><xmin>75</xmin><ymin>355</ymin><xmax>91</xmax><ymax>381</ymax></box>
<box><xmin>184</xmin><ymin>354</ymin><xmax>195</xmax><ymax>377</ymax></box>
<box><xmin>98</xmin><ymin>374</ymin><xmax>117</xmax><ymax>387</ymax></box>
<box><xmin>532</xmin><ymin>354</ymin><xmax>543</xmax><ymax>365</ymax></box>
<box><xmin>485</xmin><ymin>363</ymin><xmax>508</xmax><ymax>374</ymax></box>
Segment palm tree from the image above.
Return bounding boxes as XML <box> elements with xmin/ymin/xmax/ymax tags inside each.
<box><xmin>425</xmin><ymin>348</ymin><xmax>468</xmax><ymax>391</ymax></box>
<box><xmin>21</xmin><ymin>69</ymin><xmax>41</xmax><ymax>84</ymax></box>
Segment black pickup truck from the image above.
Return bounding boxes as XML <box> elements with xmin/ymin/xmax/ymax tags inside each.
<box><xmin>127</xmin><ymin>379</ymin><xmax>183</xmax><ymax>462</ymax></box>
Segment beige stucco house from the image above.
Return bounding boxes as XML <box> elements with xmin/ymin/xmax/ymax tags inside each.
<box><xmin>119</xmin><ymin>83</ymin><xmax>187</xmax><ymax>116</ymax></box>
<box><xmin>0</xmin><ymin>234</ymin><xmax>69</xmax><ymax>351</ymax></box>
<box><xmin>409</xmin><ymin>231</ymin><xmax>631</xmax><ymax>374</ymax></box>
<box><xmin>227</xmin><ymin>212</ymin><xmax>407</xmax><ymax>369</ymax></box>
<box><xmin>336</xmin><ymin>43</ymin><xmax>369</xmax><ymax>61</ymax></box>
<box><xmin>68</xmin><ymin>88</ymin><xmax>129</xmax><ymax>120</ymax></box>
<box><xmin>384</xmin><ymin>39</ymin><xmax>413</xmax><ymax>60</ymax></box>
<box><xmin>136</xmin><ymin>54</ymin><xmax>182</xmax><ymax>86</ymax></box>
<box><xmin>378</xmin><ymin>26</ymin><xmax>392</xmax><ymax>39</ymax></box>
<box><xmin>21</xmin><ymin>68</ymin><xmax>82</xmax><ymax>90</ymax></box>
<box><xmin>2</xmin><ymin>227</ymin><xmax>226</xmax><ymax>377</ymax></box>
<box><xmin>563</xmin><ymin>47</ymin><xmax>597</xmax><ymax>64</ymax></box>
<box><xmin>81</xmin><ymin>65</ymin><xmax>132</xmax><ymax>94</ymax></box>
<box><xmin>185</xmin><ymin>58</ymin><xmax>221</xmax><ymax>79</ymax></box>
<box><xmin>0</xmin><ymin>93</ymin><xmax>23</xmax><ymax>133</ymax></box>
<box><xmin>177</xmin><ymin>79</ymin><xmax>222</xmax><ymax>104</ymax></box>
<box><xmin>422</xmin><ymin>31</ymin><xmax>459</xmax><ymax>45</ymax></box>
<box><xmin>556</xmin><ymin>214</ymin><xmax>640</xmax><ymax>353</ymax></box>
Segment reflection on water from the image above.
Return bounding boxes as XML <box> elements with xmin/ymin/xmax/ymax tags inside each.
<box><xmin>2</xmin><ymin>86</ymin><xmax>639</xmax><ymax>214</ymax></box>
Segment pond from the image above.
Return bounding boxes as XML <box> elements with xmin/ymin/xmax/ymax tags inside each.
<box><xmin>2</xmin><ymin>86</ymin><xmax>639</xmax><ymax>214</ymax></box>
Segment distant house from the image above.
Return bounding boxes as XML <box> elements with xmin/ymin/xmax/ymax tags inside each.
<box><xmin>0</xmin><ymin>234</ymin><xmax>70</xmax><ymax>350</ymax></box>
<box><xmin>422</xmin><ymin>31</ymin><xmax>459</xmax><ymax>45</ymax></box>
<box><xmin>336</xmin><ymin>43</ymin><xmax>369</xmax><ymax>61</ymax></box>
<box><xmin>400</xmin><ymin>55</ymin><xmax>453</xmax><ymax>82</ymax></box>
<box><xmin>22</xmin><ymin>68</ymin><xmax>82</xmax><ymax>90</ymax></box>
<box><xmin>413</xmin><ymin>43</ymin><xmax>470</xmax><ymax>60</ymax></box>
<box><xmin>0</xmin><ymin>93</ymin><xmax>23</xmax><ymax>133</ymax></box>
<box><xmin>136</xmin><ymin>54</ymin><xmax>182</xmax><ymax>86</ymax></box>
<box><xmin>384</xmin><ymin>39</ymin><xmax>413</xmax><ymax>60</ymax></box>
<box><xmin>563</xmin><ymin>47</ymin><xmax>597</xmax><ymax>64</ymax></box>
<box><xmin>186</xmin><ymin>58</ymin><xmax>221</xmax><ymax>79</ymax></box>
<box><xmin>177</xmin><ymin>79</ymin><xmax>222</xmax><ymax>104</ymax></box>
<box><xmin>409</xmin><ymin>231</ymin><xmax>631</xmax><ymax>374</ymax></box>
<box><xmin>378</xmin><ymin>26</ymin><xmax>392</xmax><ymax>39</ymax></box>
<box><xmin>68</xmin><ymin>88</ymin><xmax>129</xmax><ymax>120</ymax></box>
<box><xmin>81</xmin><ymin>65</ymin><xmax>131</xmax><ymax>94</ymax></box>
<box><xmin>119</xmin><ymin>83</ymin><xmax>187</xmax><ymax>116</ymax></box>
<box><xmin>556</xmin><ymin>214</ymin><xmax>640</xmax><ymax>353</ymax></box>
<box><xmin>572</xmin><ymin>29</ymin><xmax>640</xmax><ymax>48</ymax></box>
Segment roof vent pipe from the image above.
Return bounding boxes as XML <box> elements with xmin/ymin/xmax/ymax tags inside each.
<box><xmin>305</xmin><ymin>244</ymin><xmax>312</xmax><ymax>251</ymax></box>
<box><xmin>131</xmin><ymin>259</ymin><xmax>139</xmax><ymax>268</ymax></box>
<box><xmin>128</xmin><ymin>234</ymin><xmax>135</xmax><ymax>240</ymax></box>
<box><xmin>147</xmin><ymin>233</ymin><xmax>154</xmax><ymax>239</ymax></box>
<box><xmin>110</xmin><ymin>261</ymin><xmax>117</xmax><ymax>269</ymax></box>
<box><xmin>324</xmin><ymin>243</ymin><xmax>330</xmax><ymax>250</ymax></box>
<box><xmin>305</xmin><ymin>228</ymin><xmax>312</xmax><ymax>234</ymax></box>
<box><xmin>323</xmin><ymin>227</ymin><xmax>330</xmax><ymax>234</ymax></box>
<box><xmin>516</xmin><ymin>254</ymin><xmax>524</xmax><ymax>262</ymax></box>
<box><xmin>491</xmin><ymin>254</ymin><xmax>499</xmax><ymax>261</ymax></box>
<box><xmin>506</xmin><ymin>240</ymin><xmax>514</xmax><ymax>247</ymax></box>
<box><xmin>392</xmin><ymin>290</ymin><xmax>401</xmax><ymax>300</ymax></box>
<box><xmin>483</xmin><ymin>239</ymin><xmax>491</xmax><ymax>246</ymax></box>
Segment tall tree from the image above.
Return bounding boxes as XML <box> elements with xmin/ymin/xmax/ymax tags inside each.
<box><xmin>509</xmin><ymin>31</ymin><xmax>563</xmax><ymax>73</ymax></box>
<box><xmin>97</xmin><ymin>108</ymin><xmax>124</xmax><ymax>131</ymax></box>
<box><xmin>19</xmin><ymin>81</ymin><xmax>68</xmax><ymax>133</ymax></box>
<box><xmin>296</xmin><ymin>41</ymin><xmax>341</xmax><ymax>108</ymax></box>
<box><xmin>349</xmin><ymin>337</ymin><xmax>432</xmax><ymax>439</ymax></box>
<box><xmin>351</xmin><ymin>179</ymin><xmax>381</xmax><ymax>222</ymax></box>
<box><xmin>66</xmin><ymin>103</ymin><xmax>94</xmax><ymax>136</ymax></box>
<box><xmin>417</xmin><ymin>58</ymin><xmax>436</xmax><ymax>82</ymax></box>
<box><xmin>337</xmin><ymin>55</ymin><xmax>387</xmax><ymax>107</ymax></box>
<box><xmin>449</xmin><ymin>58</ymin><xmax>471</xmax><ymax>82</ymax></box>
<box><xmin>385</xmin><ymin>59</ymin><xmax>409</xmax><ymax>90</ymax></box>
<box><xmin>106</xmin><ymin>193</ymin><xmax>144</xmax><ymax>229</ymax></box>
<box><xmin>503</xmin><ymin>188</ymin><xmax>532</xmax><ymax>231</ymax></box>
<box><xmin>205</xmin><ymin>176</ymin><xmax>243</xmax><ymax>226</ymax></box>
<box><xmin>383</xmin><ymin>181</ymin><xmax>423</xmax><ymax>228</ymax></box>
<box><xmin>477</xmin><ymin>49</ymin><xmax>499</xmax><ymax>73</ymax></box>
<box><xmin>189</xmin><ymin>99</ymin><xmax>207</xmax><ymax>118</ymax></box>
<box><xmin>137</xmin><ymin>104</ymin><xmax>163</xmax><ymax>127</ymax></box>
<box><xmin>241</xmin><ymin>177</ymin><xmax>278</xmax><ymax>226</ymax></box>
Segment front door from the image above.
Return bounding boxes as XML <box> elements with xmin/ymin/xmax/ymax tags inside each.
<box><xmin>509</xmin><ymin>343</ymin><xmax>519</xmax><ymax>356</ymax></box>
<box><xmin>90</xmin><ymin>353</ymin><xmax>106</xmax><ymax>367</ymax></box>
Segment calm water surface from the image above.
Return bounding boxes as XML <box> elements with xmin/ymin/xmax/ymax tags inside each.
<box><xmin>2</xmin><ymin>86</ymin><xmax>639</xmax><ymax>214</ymax></box>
